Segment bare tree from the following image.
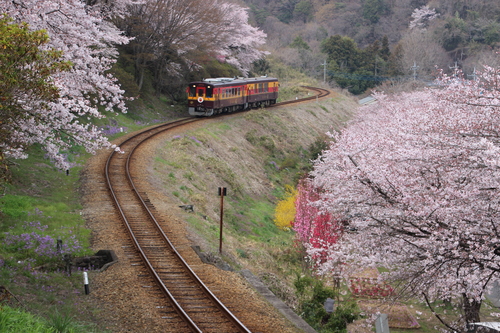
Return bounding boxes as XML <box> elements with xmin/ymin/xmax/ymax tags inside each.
<box><xmin>115</xmin><ymin>0</ymin><xmax>224</xmax><ymax>90</ymax></box>
<box><xmin>398</xmin><ymin>29</ymin><xmax>450</xmax><ymax>77</ymax></box>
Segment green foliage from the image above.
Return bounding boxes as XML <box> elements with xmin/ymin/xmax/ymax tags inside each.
<box><xmin>294</xmin><ymin>1</ymin><xmax>314</xmax><ymax>23</ymax></box>
<box><xmin>308</xmin><ymin>135</ymin><xmax>330</xmax><ymax>162</ymax></box>
<box><xmin>362</xmin><ymin>0</ymin><xmax>388</xmax><ymax>24</ymax></box>
<box><xmin>109</xmin><ymin>62</ymin><xmax>140</xmax><ymax>98</ymax></box>
<box><xmin>245</xmin><ymin>130</ymin><xmax>277</xmax><ymax>153</ymax></box>
<box><xmin>274</xmin><ymin>0</ymin><xmax>300</xmax><ymax>24</ymax></box>
<box><xmin>0</xmin><ymin>15</ymin><xmax>72</xmax><ymax>179</ymax></box>
<box><xmin>290</xmin><ymin>36</ymin><xmax>311</xmax><ymax>50</ymax></box>
<box><xmin>441</xmin><ymin>14</ymin><xmax>468</xmax><ymax>51</ymax></box>
<box><xmin>200</xmin><ymin>60</ymin><xmax>241</xmax><ymax>79</ymax></box>
<box><xmin>321</xmin><ymin>35</ymin><xmax>359</xmax><ymax>68</ymax></box>
<box><xmin>0</xmin><ymin>195</ymin><xmax>34</xmax><ymax>219</ymax></box>
<box><xmin>251</xmin><ymin>58</ymin><xmax>271</xmax><ymax>76</ymax></box>
<box><xmin>294</xmin><ymin>273</ymin><xmax>314</xmax><ymax>297</ymax></box>
<box><xmin>250</xmin><ymin>5</ymin><xmax>271</xmax><ymax>26</ymax></box>
<box><xmin>323</xmin><ymin>300</ymin><xmax>360</xmax><ymax>332</ymax></box>
<box><xmin>321</xmin><ymin>35</ymin><xmax>390</xmax><ymax>94</ymax></box>
<box><xmin>483</xmin><ymin>21</ymin><xmax>500</xmax><ymax>45</ymax></box>
<box><xmin>296</xmin><ymin>278</ymin><xmax>360</xmax><ymax>333</ymax></box>
<box><xmin>47</xmin><ymin>309</ymin><xmax>82</xmax><ymax>333</ymax></box>
<box><xmin>0</xmin><ymin>14</ymin><xmax>71</xmax><ymax>106</ymax></box>
<box><xmin>0</xmin><ymin>305</ymin><xmax>53</xmax><ymax>333</ymax></box>
<box><xmin>298</xmin><ymin>280</ymin><xmax>336</xmax><ymax>327</ymax></box>
<box><xmin>236</xmin><ymin>248</ymin><xmax>249</xmax><ymax>258</ymax></box>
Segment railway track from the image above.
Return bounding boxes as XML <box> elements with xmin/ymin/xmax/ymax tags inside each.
<box><xmin>103</xmin><ymin>86</ymin><xmax>330</xmax><ymax>332</ymax></box>
<box><xmin>273</xmin><ymin>86</ymin><xmax>330</xmax><ymax>107</ymax></box>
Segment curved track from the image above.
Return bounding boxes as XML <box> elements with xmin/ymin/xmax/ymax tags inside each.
<box><xmin>103</xmin><ymin>86</ymin><xmax>330</xmax><ymax>332</ymax></box>
<box><xmin>274</xmin><ymin>86</ymin><xmax>330</xmax><ymax>107</ymax></box>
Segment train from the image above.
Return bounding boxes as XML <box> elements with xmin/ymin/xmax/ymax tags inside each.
<box><xmin>187</xmin><ymin>76</ymin><xmax>279</xmax><ymax>116</ymax></box>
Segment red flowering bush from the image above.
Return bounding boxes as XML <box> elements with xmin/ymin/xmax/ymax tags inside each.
<box><xmin>349</xmin><ymin>277</ymin><xmax>394</xmax><ymax>298</ymax></box>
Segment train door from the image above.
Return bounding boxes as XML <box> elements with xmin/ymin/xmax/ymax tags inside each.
<box><xmin>197</xmin><ymin>87</ymin><xmax>205</xmax><ymax>98</ymax></box>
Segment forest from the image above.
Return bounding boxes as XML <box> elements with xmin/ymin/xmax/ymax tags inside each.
<box><xmin>245</xmin><ymin>0</ymin><xmax>500</xmax><ymax>93</ymax></box>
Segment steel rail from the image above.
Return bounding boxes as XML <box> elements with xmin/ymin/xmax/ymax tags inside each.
<box><xmin>124</xmin><ymin>121</ymin><xmax>252</xmax><ymax>333</ymax></box>
<box><xmin>102</xmin><ymin>86</ymin><xmax>330</xmax><ymax>332</ymax></box>
<box><xmin>273</xmin><ymin>86</ymin><xmax>330</xmax><ymax>107</ymax></box>
<box><xmin>105</xmin><ymin>118</ymin><xmax>202</xmax><ymax>332</ymax></box>
<box><xmin>105</xmin><ymin>118</ymin><xmax>252</xmax><ymax>332</ymax></box>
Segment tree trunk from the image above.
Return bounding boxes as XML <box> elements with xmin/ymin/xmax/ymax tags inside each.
<box><xmin>462</xmin><ymin>294</ymin><xmax>481</xmax><ymax>326</ymax></box>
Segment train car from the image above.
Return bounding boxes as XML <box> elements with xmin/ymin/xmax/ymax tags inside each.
<box><xmin>187</xmin><ymin>76</ymin><xmax>279</xmax><ymax>116</ymax></box>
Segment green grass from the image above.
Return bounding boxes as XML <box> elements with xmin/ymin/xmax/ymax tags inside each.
<box><xmin>0</xmin><ymin>83</ymin><xmax>178</xmax><ymax>332</ymax></box>
<box><xmin>0</xmin><ymin>305</ymin><xmax>53</xmax><ymax>333</ymax></box>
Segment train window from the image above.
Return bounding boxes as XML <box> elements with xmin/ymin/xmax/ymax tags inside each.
<box><xmin>206</xmin><ymin>86</ymin><xmax>213</xmax><ymax>98</ymax></box>
<box><xmin>189</xmin><ymin>86</ymin><xmax>196</xmax><ymax>97</ymax></box>
<box><xmin>238</xmin><ymin>87</ymin><xmax>241</xmax><ymax>96</ymax></box>
<box><xmin>197</xmin><ymin>88</ymin><xmax>204</xmax><ymax>97</ymax></box>
<box><xmin>232</xmin><ymin>88</ymin><xmax>235</xmax><ymax>96</ymax></box>
<box><xmin>265</xmin><ymin>83</ymin><xmax>268</xmax><ymax>92</ymax></box>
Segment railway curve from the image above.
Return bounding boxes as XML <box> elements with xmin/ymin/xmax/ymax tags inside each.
<box><xmin>102</xmin><ymin>86</ymin><xmax>330</xmax><ymax>332</ymax></box>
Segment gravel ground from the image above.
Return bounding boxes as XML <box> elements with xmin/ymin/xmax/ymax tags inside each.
<box><xmin>80</xmin><ymin>123</ymin><xmax>308</xmax><ymax>333</ymax></box>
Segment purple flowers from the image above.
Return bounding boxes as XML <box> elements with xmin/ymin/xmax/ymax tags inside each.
<box><xmin>3</xmin><ymin>220</ymin><xmax>82</xmax><ymax>266</ymax></box>
<box><xmin>190</xmin><ymin>136</ymin><xmax>202</xmax><ymax>144</ymax></box>
<box><xmin>99</xmin><ymin>125</ymin><xmax>127</xmax><ymax>136</ymax></box>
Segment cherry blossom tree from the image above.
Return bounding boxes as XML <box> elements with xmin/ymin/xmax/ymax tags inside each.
<box><xmin>0</xmin><ymin>15</ymin><xmax>68</xmax><ymax>180</ymax></box>
<box><xmin>307</xmin><ymin>63</ymin><xmax>500</xmax><ymax>330</ymax></box>
<box><xmin>409</xmin><ymin>5</ymin><xmax>439</xmax><ymax>30</ymax></box>
<box><xmin>0</xmin><ymin>0</ymin><xmax>134</xmax><ymax>169</ymax></box>
<box><xmin>216</xmin><ymin>2</ymin><xmax>268</xmax><ymax>75</ymax></box>
<box><xmin>116</xmin><ymin>0</ymin><xmax>267</xmax><ymax>92</ymax></box>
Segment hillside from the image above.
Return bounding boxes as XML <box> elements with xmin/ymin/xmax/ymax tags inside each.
<box><xmin>80</xmin><ymin>88</ymin><xmax>357</xmax><ymax>332</ymax></box>
<box><xmin>243</xmin><ymin>0</ymin><xmax>500</xmax><ymax>93</ymax></box>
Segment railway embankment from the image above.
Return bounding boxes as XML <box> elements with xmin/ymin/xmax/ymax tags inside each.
<box><xmin>81</xmin><ymin>88</ymin><xmax>359</xmax><ymax>332</ymax></box>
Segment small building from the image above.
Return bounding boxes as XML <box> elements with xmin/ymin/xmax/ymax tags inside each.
<box><xmin>470</xmin><ymin>322</ymin><xmax>500</xmax><ymax>332</ymax></box>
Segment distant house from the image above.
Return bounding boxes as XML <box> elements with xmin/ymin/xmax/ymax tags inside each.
<box><xmin>359</xmin><ymin>96</ymin><xmax>377</xmax><ymax>105</ymax></box>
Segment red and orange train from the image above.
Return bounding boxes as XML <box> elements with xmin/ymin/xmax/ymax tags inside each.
<box><xmin>187</xmin><ymin>76</ymin><xmax>279</xmax><ymax>116</ymax></box>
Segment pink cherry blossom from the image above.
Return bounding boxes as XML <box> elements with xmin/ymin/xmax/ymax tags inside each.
<box><xmin>307</xmin><ymin>58</ymin><xmax>500</xmax><ymax>329</ymax></box>
<box><xmin>1</xmin><ymin>0</ymin><xmax>136</xmax><ymax>168</ymax></box>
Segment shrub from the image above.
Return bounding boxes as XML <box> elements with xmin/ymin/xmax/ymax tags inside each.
<box><xmin>273</xmin><ymin>185</ymin><xmax>297</xmax><ymax>230</ymax></box>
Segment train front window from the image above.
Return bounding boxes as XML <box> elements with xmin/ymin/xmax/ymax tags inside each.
<box><xmin>197</xmin><ymin>88</ymin><xmax>204</xmax><ymax>97</ymax></box>
<box><xmin>189</xmin><ymin>86</ymin><xmax>196</xmax><ymax>97</ymax></box>
<box><xmin>206</xmin><ymin>86</ymin><xmax>213</xmax><ymax>98</ymax></box>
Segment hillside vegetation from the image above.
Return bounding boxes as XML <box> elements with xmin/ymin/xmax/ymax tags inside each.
<box><xmin>245</xmin><ymin>0</ymin><xmax>500</xmax><ymax>93</ymax></box>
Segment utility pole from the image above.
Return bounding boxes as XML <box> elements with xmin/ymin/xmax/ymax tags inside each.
<box><xmin>322</xmin><ymin>60</ymin><xmax>327</xmax><ymax>83</ymax></box>
<box><xmin>449</xmin><ymin>61</ymin><xmax>459</xmax><ymax>77</ymax></box>
<box><xmin>410</xmin><ymin>61</ymin><xmax>419</xmax><ymax>81</ymax></box>
<box><xmin>467</xmin><ymin>67</ymin><xmax>477</xmax><ymax>81</ymax></box>
<box><xmin>218</xmin><ymin>187</ymin><xmax>227</xmax><ymax>254</ymax></box>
